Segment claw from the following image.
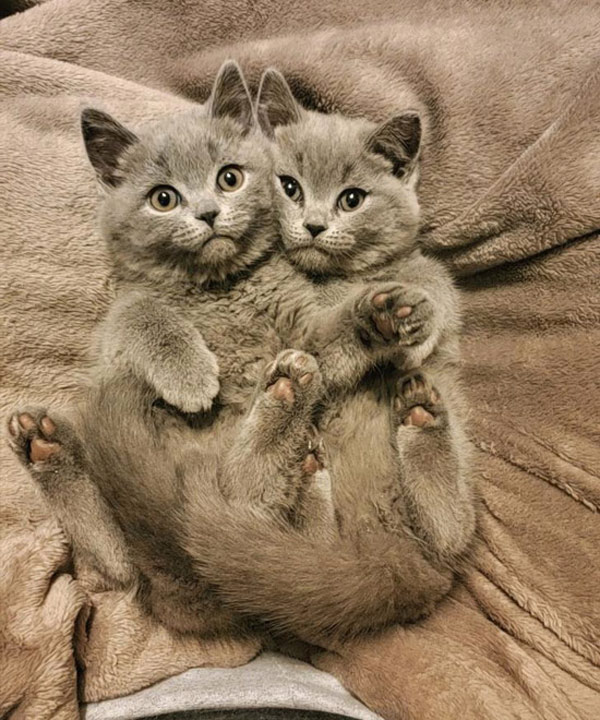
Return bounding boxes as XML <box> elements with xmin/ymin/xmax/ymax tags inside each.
<box><xmin>7</xmin><ymin>415</ymin><xmax>20</xmax><ymax>438</ymax></box>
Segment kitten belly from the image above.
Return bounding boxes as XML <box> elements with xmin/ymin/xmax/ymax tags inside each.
<box><xmin>321</xmin><ymin>387</ymin><xmax>402</xmax><ymax>537</ymax></box>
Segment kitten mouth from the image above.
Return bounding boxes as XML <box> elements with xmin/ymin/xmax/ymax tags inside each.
<box><xmin>290</xmin><ymin>242</ymin><xmax>334</xmax><ymax>256</ymax></box>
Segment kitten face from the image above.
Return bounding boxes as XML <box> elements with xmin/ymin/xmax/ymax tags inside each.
<box><xmin>102</xmin><ymin>113</ymin><xmax>273</xmax><ymax>284</ymax></box>
<box><xmin>83</xmin><ymin>62</ymin><xmax>275</xmax><ymax>286</ymax></box>
<box><xmin>257</xmin><ymin>70</ymin><xmax>421</xmax><ymax>277</ymax></box>
<box><xmin>271</xmin><ymin>114</ymin><xmax>419</xmax><ymax>276</ymax></box>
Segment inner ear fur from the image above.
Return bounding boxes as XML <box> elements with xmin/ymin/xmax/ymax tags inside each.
<box><xmin>366</xmin><ymin>112</ymin><xmax>421</xmax><ymax>178</ymax></box>
<box><xmin>209</xmin><ymin>60</ymin><xmax>255</xmax><ymax>132</ymax></box>
<box><xmin>81</xmin><ymin>108</ymin><xmax>139</xmax><ymax>187</ymax></box>
<box><xmin>256</xmin><ymin>68</ymin><xmax>302</xmax><ymax>138</ymax></box>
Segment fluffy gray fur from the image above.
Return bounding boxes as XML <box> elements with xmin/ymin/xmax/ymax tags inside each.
<box><xmin>8</xmin><ymin>63</ymin><xmax>475</xmax><ymax>645</ymax></box>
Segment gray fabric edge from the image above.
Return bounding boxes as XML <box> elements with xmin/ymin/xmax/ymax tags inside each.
<box><xmin>83</xmin><ymin>652</ymin><xmax>384</xmax><ymax>720</ymax></box>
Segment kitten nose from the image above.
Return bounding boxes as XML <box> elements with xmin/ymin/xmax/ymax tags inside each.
<box><xmin>198</xmin><ymin>209</ymin><xmax>220</xmax><ymax>228</ymax></box>
<box><xmin>304</xmin><ymin>223</ymin><xmax>327</xmax><ymax>238</ymax></box>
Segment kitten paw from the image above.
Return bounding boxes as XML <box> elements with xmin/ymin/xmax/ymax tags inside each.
<box><xmin>8</xmin><ymin>409</ymin><xmax>66</xmax><ymax>466</ymax></box>
<box><xmin>302</xmin><ymin>425</ymin><xmax>327</xmax><ymax>474</ymax></box>
<box><xmin>264</xmin><ymin>349</ymin><xmax>322</xmax><ymax>409</ymax></box>
<box><xmin>393</xmin><ymin>373</ymin><xmax>445</xmax><ymax>429</ymax></box>
<box><xmin>355</xmin><ymin>283</ymin><xmax>434</xmax><ymax>350</ymax></box>
<box><xmin>153</xmin><ymin>362</ymin><xmax>220</xmax><ymax>414</ymax></box>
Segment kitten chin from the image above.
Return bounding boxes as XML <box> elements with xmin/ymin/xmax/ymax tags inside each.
<box><xmin>199</xmin><ymin>236</ymin><xmax>239</xmax><ymax>266</ymax></box>
<box><xmin>286</xmin><ymin>245</ymin><xmax>346</xmax><ymax>276</ymax></box>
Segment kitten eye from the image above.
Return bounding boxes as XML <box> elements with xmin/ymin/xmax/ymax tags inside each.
<box><xmin>279</xmin><ymin>175</ymin><xmax>302</xmax><ymax>202</ymax></box>
<box><xmin>217</xmin><ymin>165</ymin><xmax>245</xmax><ymax>192</ymax></box>
<box><xmin>337</xmin><ymin>188</ymin><xmax>367</xmax><ymax>212</ymax></box>
<box><xmin>148</xmin><ymin>186</ymin><xmax>180</xmax><ymax>212</ymax></box>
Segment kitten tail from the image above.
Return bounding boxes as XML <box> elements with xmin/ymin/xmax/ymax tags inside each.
<box><xmin>182</xmin><ymin>494</ymin><xmax>452</xmax><ymax>644</ymax></box>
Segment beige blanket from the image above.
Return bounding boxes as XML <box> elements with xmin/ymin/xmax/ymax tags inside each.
<box><xmin>1</xmin><ymin>0</ymin><xmax>599</xmax><ymax>718</ymax></box>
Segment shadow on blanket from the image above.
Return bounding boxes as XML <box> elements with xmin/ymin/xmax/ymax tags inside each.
<box><xmin>0</xmin><ymin>0</ymin><xmax>599</xmax><ymax>718</ymax></box>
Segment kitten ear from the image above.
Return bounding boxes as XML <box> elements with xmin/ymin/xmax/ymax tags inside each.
<box><xmin>366</xmin><ymin>112</ymin><xmax>421</xmax><ymax>179</ymax></box>
<box><xmin>209</xmin><ymin>60</ymin><xmax>255</xmax><ymax>132</ymax></box>
<box><xmin>81</xmin><ymin>108</ymin><xmax>138</xmax><ymax>188</ymax></box>
<box><xmin>256</xmin><ymin>69</ymin><xmax>302</xmax><ymax>138</ymax></box>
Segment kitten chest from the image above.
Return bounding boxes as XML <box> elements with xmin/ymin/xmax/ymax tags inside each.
<box><xmin>178</xmin><ymin>288</ymin><xmax>282</xmax><ymax>408</ymax></box>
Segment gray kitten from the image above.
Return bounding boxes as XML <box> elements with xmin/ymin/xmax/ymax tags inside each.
<box><xmin>8</xmin><ymin>65</ymin><xmax>474</xmax><ymax>643</ymax></box>
<box><xmin>9</xmin><ymin>63</ymin><xmax>333</xmax><ymax>639</ymax></box>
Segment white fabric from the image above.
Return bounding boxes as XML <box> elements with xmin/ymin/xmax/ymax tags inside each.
<box><xmin>83</xmin><ymin>652</ymin><xmax>383</xmax><ymax>720</ymax></box>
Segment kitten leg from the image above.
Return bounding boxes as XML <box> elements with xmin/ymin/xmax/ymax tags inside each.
<box><xmin>96</xmin><ymin>292</ymin><xmax>220</xmax><ymax>413</ymax></box>
<box><xmin>298</xmin><ymin>290</ymin><xmax>377</xmax><ymax>392</ymax></box>
<box><xmin>7</xmin><ymin>409</ymin><xmax>135</xmax><ymax>587</ymax></box>
<box><xmin>292</xmin><ymin>428</ymin><xmax>336</xmax><ymax>543</ymax></box>
<box><xmin>389</xmin><ymin>371</ymin><xmax>475</xmax><ymax>561</ymax></box>
<box><xmin>222</xmin><ymin>350</ymin><xmax>335</xmax><ymax>537</ymax></box>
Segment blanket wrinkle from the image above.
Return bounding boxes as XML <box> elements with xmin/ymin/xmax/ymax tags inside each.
<box><xmin>314</xmin><ymin>593</ymin><xmax>585</xmax><ymax>720</ymax></box>
<box><xmin>476</xmin><ymin>417</ymin><xmax>600</xmax><ymax>512</ymax></box>
<box><xmin>424</xmin><ymin>64</ymin><xmax>600</xmax><ymax>274</ymax></box>
<box><xmin>1</xmin><ymin>1</ymin><xmax>599</xmax><ymax>718</ymax></box>
<box><xmin>464</xmin><ymin>570</ymin><xmax>600</xmax><ymax>695</ymax></box>
<box><xmin>472</xmin><ymin>527</ymin><xmax>599</xmax><ymax>663</ymax></box>
<box><xmin>463</xmin><ymin>450</ymin><xmax>600</xmax><ymax>666</ymax></box>
<box><xmin>0</xmin><ymin>517</ymin><xmax>84</xmax><ymax>720</ymax></box>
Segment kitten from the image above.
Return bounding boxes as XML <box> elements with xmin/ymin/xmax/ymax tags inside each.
<box><xmin>9</xmin><ymin>62</ymin><xmax>333</xmax><ymax>638</ymax></box>
<box><xmin>8</xmin><ymin>65</ymin><xmax>474</xmax><ymax>644</ymax></box>
<box><xmin>259</xmin><ymin>70</ymin><xmax>475</xmax><ymax>560</ymax></box>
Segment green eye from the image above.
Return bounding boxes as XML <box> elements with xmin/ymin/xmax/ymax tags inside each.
<box><xmin>148</xmin><ymin>186</ymin><xmax>180</xmax><ymax>212</ymax></box>
<box><xmin>279</xmin><ymin>175</ymin><xmax>302</xmax><ymax>202</ymax></box>
<box><xmin>217</xmin><ymin>165</ymin><xmax>245</xmax><ymax>192</ymax></box>
<box><xmin>338</xmin><ymin>188</ymin><xmax>366</xmax><ymax>212</ymax></box>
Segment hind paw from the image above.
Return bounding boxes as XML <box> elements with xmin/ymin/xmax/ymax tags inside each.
<box><xmin>393</xmin><ymin>373</ymin><xmax>445</xmax><ymax>429</ymax></box>
<box><xmin>7</xmin><ymin>408</ymin><xmax>82</xmax><ymax>471</ymax></box>
<box><xmin>263</xmin><ymin>349</ymin><xmax>322</xmax><ymax>409</ymax></box>
<box><xmin>8</xmin><ymin>409</ymin><xmax>63</xmax><ymax>465</ymax></box>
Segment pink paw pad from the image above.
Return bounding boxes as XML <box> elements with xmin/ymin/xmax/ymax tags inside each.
<box><xmin>371</xmin><ymin>293</ymin><xmax>413</xmax><ymax>340</ymax></box>
<box><xmin>402</xmin><ymin>405</ymin><xmax>435</xmax><ymax>428</ymax></box>
<box><xmin>268</xmin><ymin>377</ymin><xmax>295</xmax><ymax>404</ymax></box>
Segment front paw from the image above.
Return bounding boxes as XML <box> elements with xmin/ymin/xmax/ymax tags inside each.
<box><xmin>354</xmin><ymin>283</ymin><xmax>435</xmax><ymax>352</ymax></box>
<box><xmin>150</xmin><ymin>351</ymin><xmax>220</xmax><ymax>413</ymax></box>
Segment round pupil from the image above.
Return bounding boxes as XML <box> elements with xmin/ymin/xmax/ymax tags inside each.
<box><xmin>224</xmin><ymin>171</ymin><xmax>237</xmax><ymax>186</ymax></box>
<box><xmin>157</xmin><ymin>191</ymin><xmax>171</xmax><ymax>207</ymax></box>
<box><xmin>284</xmin><ymin>181</ymin><xmax>297</xmax><ymax>196</ymax></box>
<box><xmin>346</xmin><ymin>191</ymin><xmax>359</xmax><ymax>208</ymax></box>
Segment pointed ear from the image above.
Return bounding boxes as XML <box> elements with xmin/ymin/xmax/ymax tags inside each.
<box><xmin>256</xmin><ymin>68</ymin><xmax>302</xmax><ymax>138</ymax></box>
<box><xmin>209</xmin><ymin>60</ymin><xmax>254</xmax><ymax>132</ymax></box>
<box><xmin>366</xmin><ymin>112</ymin><xmax>421</xmax><ymax>178</ymax></box>
<box><xmin>81</xmin><ymin>108</ymin><xmax>138</xmax><ymax>188</ymax></box>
